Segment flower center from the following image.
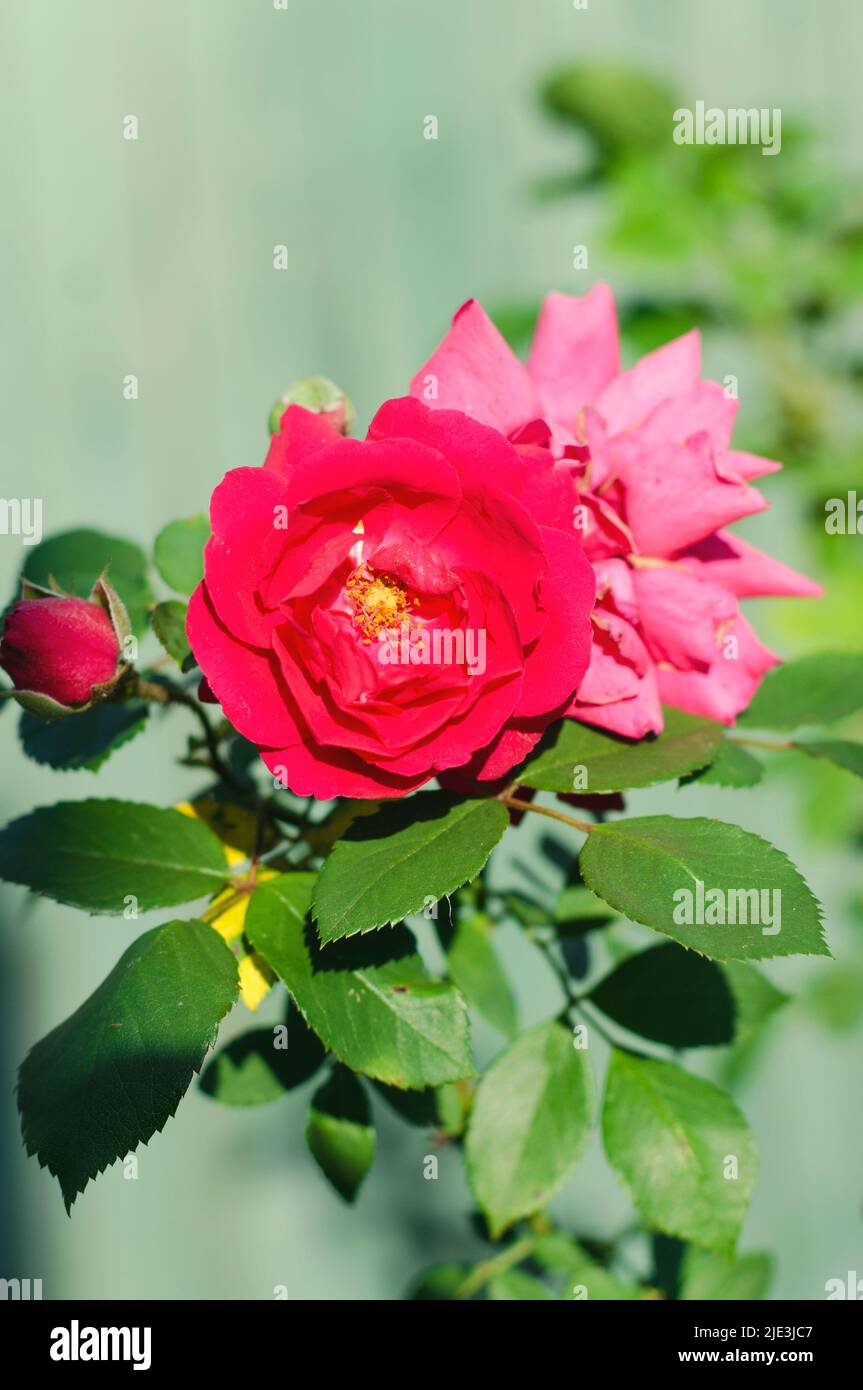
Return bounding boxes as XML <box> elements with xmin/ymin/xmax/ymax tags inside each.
<box><xmin>345</xmin><ymin>564</ymin><xmax>418</xmax><ymax>644</ymax></box>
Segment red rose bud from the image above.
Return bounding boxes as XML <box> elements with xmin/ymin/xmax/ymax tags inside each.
<box><xmin>0</xmin><ymin>595</ymin><xmax>120</xmax><ymax>709</ymax></box>
<box><xmin>268</xmin><ymin>377</ymin><xmax>355</xmax><ymax>437</ymax></box>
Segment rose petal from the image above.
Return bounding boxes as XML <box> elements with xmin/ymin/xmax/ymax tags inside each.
<box><xmin>409</xmin><ymin>299</ymin><xmax>543</xmax><ymax>435</ymax></box>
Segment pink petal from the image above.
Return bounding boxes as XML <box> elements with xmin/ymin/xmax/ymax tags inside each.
<box><xmin>569</xmin><ymin>608</ymin><xmax>664</xmax><ymax>738</ymax></box>
<box><xmin>722</xmin><ymin>449</ymin><xmax>782</xmax><ymax>481</ymax></box>
<box><xmin>619</xmin><ymin>432</ymin><xmax>769</xmax><ymax>557</ymax></box>
<box><xmin>593</xmin><ymin>557</ymin><xmax>639</xmax><ymax>623</ymax></box>
<box><xmin>595</xmin><ymin>330</ymin><xmax>701</xmax><ymax>435</ymax></box>
<box><xmin>572</xmin><ymin>662</ymin><xmax>664</xmax><ymax>739</ymax></box>
<box><xmin>636</xmin><ymin>381</ymin><xmax>737</xmax><ymax>451</ymax></box>
<box><xmin>573</xmin><ymin>699</ymin><xmax>664</xmax><ymax>740</ymax></box>
<box><xmin>676</xmin><ymin>531</ymin><xmax>822</xmax><ymax>598</ymax></box>
<box><xmin>656</xmin><ymin>615</ymin><xmax>780</xmax><ymax>725</ymax></box>
<box><xmin>409</xmin><ymin>299</ymin><xmax>543</xmax><ymax>435</ymax></box>
<box><xmin>632</xmin><ymin>565</ymin><xmax>737</xmax><ymax>671</ymax></box>
<box><xmin>577</xmin><ymin>640</ymin><xmax>641</xmax><ymax>705</ymax></box>
<box><xmin>527</xmin><ymin>284</ymin><xmax>620</xmax><ymax>428</ymax></box>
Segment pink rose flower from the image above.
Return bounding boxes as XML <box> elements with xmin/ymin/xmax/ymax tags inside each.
<box><xmin>188</xmin><ymin>396</ymin><xmax>594</xmax><ymax>798</ymax></box>
<box><xmin>411</xmin><ymin>286</ymin><xmax>820</xmax><ymax>735</ymax></box>
<box><xmin>0</xmin><ymin>595</ymin><xmax>120</xmax><ymax>710</ymax></box>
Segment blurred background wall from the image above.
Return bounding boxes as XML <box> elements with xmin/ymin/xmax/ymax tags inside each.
<box><xmin>0</xmin><ymin>0</ymin><xmax>860</xmax><ymax>1299</ymax></box>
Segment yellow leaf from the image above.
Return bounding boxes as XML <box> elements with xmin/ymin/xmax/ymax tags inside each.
<box><xmin>174</xmin><ymin>799</ymin><xmax>278</xmax><ymax>1010</ymax></box>
<box><xmin>204</xmin><ymin>869</ymin><xmax>277</xmax><ymax>943</ymax></box>
<box><xmin>206</xmin><ymin>886</ymin><xmax>249</xmax><ymax>942</ymax></box>
<box><xmin>175</xmin><ymin>797</ymin><xmax>267</xmax><ymax>866</ymax></box>
<box><xmin>238</xmin><ymin>953</ymin><xmax>276</xmax><ymax>1012</ymax></box>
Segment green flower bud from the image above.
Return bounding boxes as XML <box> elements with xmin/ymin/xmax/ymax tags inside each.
<box><xmin>268</xmin><ymin>377</ymin><xmax>356</xmax><ymax>437</ymax></box>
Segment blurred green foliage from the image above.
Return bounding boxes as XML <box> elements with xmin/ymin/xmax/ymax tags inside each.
<box><xmin>499</xmin><ymin>59</ymin><xmax>863</xmax><ymax>1068</ymax></box>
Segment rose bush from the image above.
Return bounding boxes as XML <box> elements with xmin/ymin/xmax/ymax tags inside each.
<box><xmin>0</xmin><ymin>295</ymin><xmax>844</xmax><ymax>1278</ymax></box>
<box><xmin>411</xmin><ymin>286</ymin><xmax>820</xmax><ymax>736</ymax></box>
<box><xmin>188</xmin><ymin>395</ymin><xmax>594</xmax><ymax>797</ymax></box>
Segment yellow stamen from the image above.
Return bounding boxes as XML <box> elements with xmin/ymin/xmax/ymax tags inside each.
<box><xmin>346</xmin><ymin>563</ymin><xmax>417</xmax><ymax>644</ymax></box>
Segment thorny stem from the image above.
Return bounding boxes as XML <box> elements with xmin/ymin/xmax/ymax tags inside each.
<box><xmin>530</xmin><ymin>930</ymin><xmax>577</xmax><ymax>1011</ymax></box>
<box><xmin>134</xmin><ymin>675</ymin><xmax>249</xmax><ymax>799</ymax></box>
<box><xmin>497</xmin><ymin>777</ymin><xmax>523</xmax><ymax>801</ymax></box>
<box><xmin>135</xmin><ymin>679</ymin><xmax>316</xmax><ymax>863</ymax></box>
<box><xmin>251</xmin><ymin>795</ymin><xmax>269</xmax><ymax>866</ymax></box>
<box><xmin>498</xmin><ymin>795</ymin><xmax>593</xmax><ymax>835</ymax></box>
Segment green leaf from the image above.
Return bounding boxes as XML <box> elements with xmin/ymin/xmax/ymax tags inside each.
<box><xmin>153</xmin><ymin>515</ymin><xmax>210</xmax><ymax>597</ymax></box>
<box><xmin>150</xmin><ymin>600</ymin><xmax>191</xmax><ymax>667</ymax></box>
<box><xmin>487</xmin><ymin>1270</ymin><xmax>553</xmax><ymax>1300</ymax></box>
<box><xmin>312</xmin><ymin>793</ymin><xmax>509</xmax><ymax>943</ymax></box>
<box><xmin>722</xmin><ymin>962</ymin><xmax>788</xmax><ymax>1046</ymax></box>
<box><xmin>588</xmin><ymin>943</ymin><xmax>735</xmax><ymax>1047</ymax></box>
<box><xmin>503</xmin><ymin>891</ymin><xmax>551</xmax><ymax>929</ymax></box>
<box><xmin>409</xmin><ymin>1263</ymin><xmax>471</xmax><ymax>1300</ymax></box>
<box><xmin>306</xmin><ymin>1066</ymin><xmax>375</xmax><ymax>1203</ymax></box>
<box><xmin>21</xmin><ymin>528</ymin><xmax>152</xmax><ymax>636</ymax></box>
<box><xmin>18</xmin><ymin>919</ymin><xmax>238</xmax><ymax>1208</ymax></box>
<box><xmin>533</xmin><ymin>1232</ymin><xmax>651</xmax><ymax>1300</ymax></box>
<box><xmin>795</xmin><ymin>737</ymin><xmax>863</xmax><ymax>780</ymax></box>
<box><xmin>679</xmin><ymin>1246</ymin><xmax>772</xmax><ymax>1300</ymax></box>
<box><xmin>445</xmin><ymin>914</ymin><xmax>517</xmax><ymax>1037</ymax></box>
<box><xmin>803</xmin><ymin>961</ymin><xmax>863</xmax><ymax>1034</ymax></box>
<box><xmin>602</xmin><ymin>1050</ymin><xmax>757</xmax><ymax>1254</ymax></box>
<box><xmin>651</xmin><ymin>1232</ymin><xmax>685</xmax><ymax>1299</ymax></box>
<box><xmin>739</xmin><ymin>652</ymin><xmax>863</xmax><ymax>729</ymax></box>
<box><xmin>199</xmin><ymin>1007</ymin><xmax>325</xmax><ymax>1105</ymax></box>
<box><xmin>372</xmin><ymin>1078</ymin><xmax>468</xmax><ymax>1136</ymax></box>
<box><xmin>466</xmin><ymin>1020</ymin><xmax>593</xmax><ymax>1237</ymax></box>
<box><xmin>18</xmin><ymin>701</ymin><xmax>149</xmax><ymax>772</ymax></box>
<box><xmin>246</xmin><ymin>875</ymin><xmax>474</xmax><ymax>1088</ymax></box>
<box><xmin>371</xmin><ymin>1081</ymin><xmax>437</xmax><ymax>1126</ymax></box>
<box><xmin>579</xmin><ymin>815</ymin><xmax>828</xmax><ymax>962</ymax></box>
<box><xmin>434</xmin><ymin>1081</ymin><xmax>469</xmax><ymax>1138</ymax></box>
<box><xmin>540</xmin><ymin>62</ymin><xmax>676</xmax><ymax>154</ymax></box>
<box><xmin>687</xmin><ymin>738</ymin><xmax>763</xmax><ymax>788</ymax></box>
<box><xmin>518</xmin><ymin>708</ymin><xmax>724</xmax><ymax>793</ymax></box>
<box><xmin>0</xmin><ymin>800</ymin><xmax>230</xmax><ymax>913</ymax></box>
<box><xmin>554</xmin><ymin>884</ymin><xmax>615</xmax><ymax>935</ymax></box>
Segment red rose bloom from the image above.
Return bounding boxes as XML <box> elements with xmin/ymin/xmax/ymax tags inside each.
<box><xmin>188</xmin><ymin>396</ymin><xmax>594</xmax><ymax>797</ymax></box>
